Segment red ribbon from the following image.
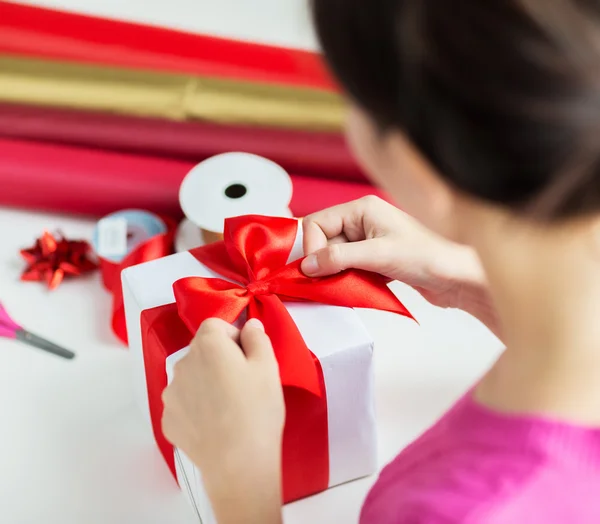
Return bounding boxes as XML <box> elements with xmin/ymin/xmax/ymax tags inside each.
<box><xmin>100</xmin><ymin>217</ymin><xmax>176</xmax><ymax>344</ymax></box>
<box><xmin>140</xmin><ymin>215</ymin><xmax>412</xmax><ymax>502</ymax></box>
<box><xmin>177</xmin><ymin>215</ymin><xmax>413</xmax><ymax>395</ymax></box>
<box><xmin>165</xmin><ymin>215</ymin><xmax>413</xmax><ymax>500</ymax></box>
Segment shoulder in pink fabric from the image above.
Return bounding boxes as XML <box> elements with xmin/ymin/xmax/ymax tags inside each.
<box><xmin>361</xmin><ymin>394</ymin><xmax>600</xmax><ymax>524</ymax></box>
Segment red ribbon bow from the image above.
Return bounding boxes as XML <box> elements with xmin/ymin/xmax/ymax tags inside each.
<box><xmin>174</xmin><ymin>215</ymin><xmax>413</xmax><ymax>395</ymax></box>
<box><xmin>20</xmin><ymin>230</ymin><xmax>98</xmax><ymax>290</ymax></box>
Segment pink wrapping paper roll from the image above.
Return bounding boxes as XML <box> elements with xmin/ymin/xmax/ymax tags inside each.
<box><xmin>0</xmin><ymin>138</ymin><xmax>387</xmax><ymax>218</ymax></box>
<box><xmin>0</xmin><ymin>103</ymin><xmax>365</xmax><ymax>182</ymax></box>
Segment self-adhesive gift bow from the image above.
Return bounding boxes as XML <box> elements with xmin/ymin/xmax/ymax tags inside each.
<box><xmin>173</xmin><ymin>215</ymin><xmax>413</xmax><ymax>396</ymax></box>
<box><xmin>20</xmin><ymin>231</ymin><xmax>97</xmax><ymax>290</ymax></box>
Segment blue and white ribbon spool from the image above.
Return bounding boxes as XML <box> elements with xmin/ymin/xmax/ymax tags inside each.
<box><xmin>92</xmin><ymin>209</ymin><xmax>167</xmax><ymax>263</ymax></box>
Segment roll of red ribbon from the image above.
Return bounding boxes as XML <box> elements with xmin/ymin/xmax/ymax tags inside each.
<box><xmin>93</xmin><ymin>210</ymin><xmax>177</xmax><ymax>345</ymax></box>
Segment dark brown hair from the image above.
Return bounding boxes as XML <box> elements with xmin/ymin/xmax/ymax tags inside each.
<box><xmin>312</xmin><ymin>0</ymin><xmax>600</xmax><ymax>219</ymax></box>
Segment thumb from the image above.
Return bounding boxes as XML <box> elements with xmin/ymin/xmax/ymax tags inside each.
<box><xmin>240</xmin><ymin>319</ymin><xmax>274</xmax><ymax>362</ymax></box>
<box><xmin>301</xmin><ymin>239</ymin><xmax>390</xmax><ymax>277</ymax></box>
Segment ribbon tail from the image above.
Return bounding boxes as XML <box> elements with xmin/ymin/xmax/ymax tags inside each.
<box><xmin>274</xmin><ymin>260</ymin><xmax>415</xmax><ymax>320</ymax></box>
<box><xmin>112</xmin><ymin>295</ymin><xmax>129</xmax><ymax>345</ymax></box>
<box><xmin>250</xmin><ymin>295</ymin><xmax>322</xmax><ymax>397</ymax></box>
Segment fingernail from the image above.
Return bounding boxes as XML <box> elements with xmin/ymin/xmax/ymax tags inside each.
<box><xmin>302</xmin><ymin>254</ymin><xmax>319</xmax><ymax>275</ymax></box>
<box><xmin>246</xmin><ymin>318</ymin><xmax>265</xmax><ymax>331</ymax></box>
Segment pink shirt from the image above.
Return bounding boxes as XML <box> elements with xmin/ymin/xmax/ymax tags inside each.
<box><xmin>361</xmin><ymin>393</ymin><xmax>600</xmax><ymax>523</ymax></box>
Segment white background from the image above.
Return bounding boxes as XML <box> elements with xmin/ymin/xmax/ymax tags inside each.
<box><xmin>0</xmin><ymin>1</ymin><xmax>503</xmax><ymax>523</ymax></box>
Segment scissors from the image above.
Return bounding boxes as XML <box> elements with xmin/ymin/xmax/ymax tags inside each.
<box><xmin>0</xmin><ymin>302</ymin><xmax>75</xmax><ymax>359</ymax></box>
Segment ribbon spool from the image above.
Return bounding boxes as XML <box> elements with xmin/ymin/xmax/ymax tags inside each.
<box><xmin>93</xmin><ymin>210</ymin><xmax>168</xmax><ymax>264</ymax></box>
<box><xmin>176</xmin><ymin>152</ymin><xmax>293</xmax><ymax>252</ymax></box>
<box><xmin>92</xmin><ymin>209</ymin><xmax>176</xmax><ymax>344</ymax></box>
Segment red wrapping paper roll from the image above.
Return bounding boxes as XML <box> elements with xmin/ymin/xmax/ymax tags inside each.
<box><xmin>0</xmin><ymin>138</ymin><xmax>387</xmax><ymax>218</ymax></box>
<box><xmin>0</xmin><ymin>103</ymin><xmax>365</xmax><ymax>182</ymax></box>
<box><xmin>0</xmin><ymin>1</ymin><xmax>336</xmax><ymax>91</ymax></box>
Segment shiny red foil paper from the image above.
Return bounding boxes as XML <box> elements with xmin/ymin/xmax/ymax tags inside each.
<box><xmin>20</xmin><ymin>231</ymin><xmax>98</xmax><ymax>290</ymax></box>
<box><xmin>0</xmin><ymin>1</ymin><xmax>336</xmax><ymax>91</ymax></box>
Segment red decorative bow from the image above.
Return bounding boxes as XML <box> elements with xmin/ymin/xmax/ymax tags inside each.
<box><xmin>20</xmin><ymin>230</ymin><xmax>97</xmax><ymax>290</ymax></box>
<box><xmin>173</xmin><ymin>215</ymin><xmax>413</xmax><ymax>395</ymax></box>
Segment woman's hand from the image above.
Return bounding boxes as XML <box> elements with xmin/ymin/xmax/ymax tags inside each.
<box><xmin>302</xmin><ymin>196</ymin><xmax>500</xmax><ymax>335</ymax></box>
<box><xmin>162</xmin><ymin>318</ymin><xmax>284</xmax><ymax>524</ymax></box>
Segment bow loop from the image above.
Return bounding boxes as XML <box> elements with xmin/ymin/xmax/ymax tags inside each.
<box><xmin>175</xmin><ymin>215</ymin><xmax>413</xmax><ymax>398</ymax></box>
<box><xmin>222</xmin><ymin>215</ymin><xmax>299</xmax><ymax>282</ymax></box>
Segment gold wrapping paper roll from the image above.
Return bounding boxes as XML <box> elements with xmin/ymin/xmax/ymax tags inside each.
<box><xmin>0</xmin><ymin>56</ymin><xmax>345</xmax><ymax>131</ymax></box>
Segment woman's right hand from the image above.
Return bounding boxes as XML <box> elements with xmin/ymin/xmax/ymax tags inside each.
<box><xmin>301</xmin><ymin>196</ymin><xmax>492</xmax><ymax>315</ymax></box>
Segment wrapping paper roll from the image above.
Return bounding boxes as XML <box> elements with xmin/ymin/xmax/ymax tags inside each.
<box><xmin>0</xmin><ymin>138</ymin><xmax>388</xmax><ymax>218</ymax></box>
<box><xmin>0</xmin><ymin>103</ymin><xmax>365</xmax><ymax>182</ymax></box>
<box><xmin>0</xmin><ymin>56</ymin><xmax>343</xmax><ymax>131</ymax></box>
<box><xmin>0</xmin><ymin>1</ymin><xmax>336</xmax><ymax>91</ymax></box>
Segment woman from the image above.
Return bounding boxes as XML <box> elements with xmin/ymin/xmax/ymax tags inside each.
<box><xmin>162</xmin><ymin>1</ymin><xmax>600</xmax><ymax>522</ymax></box>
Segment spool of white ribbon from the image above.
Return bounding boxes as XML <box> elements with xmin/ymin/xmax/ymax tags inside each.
<box><xmin>176</xmin><ymin>152</ymin><xmax>293</xmax><ymax>252</ymax></box>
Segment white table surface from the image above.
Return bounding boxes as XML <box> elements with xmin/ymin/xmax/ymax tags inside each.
<box><xmin>1</xmin><ymin>2</ymin><xmax>503</xmax><ymax>523</ymax></box>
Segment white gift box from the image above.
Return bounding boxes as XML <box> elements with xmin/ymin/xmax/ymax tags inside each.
<box><xmin>122</xmin><ymin>225</ymin><xmax>378</xmax><ymax>522</ymax></box>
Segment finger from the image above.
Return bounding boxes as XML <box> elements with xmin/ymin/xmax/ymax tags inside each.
<box><xmin>161</xmin><ymin>407</ymin><xmax>174</xmax><ymax>444</ymax></box>
<box><xmin>191</xmin><ymin>318</ymin><xmax>242</xmax><ymax>359</ymax></box>
<box><xmin>302</xmin><ymin>219</ymin><xmax>330</xmax><ymax>256</ymax></box>
<box><xmin>240</xmin><ymin>319</ymin><xmax>275</xmax><ymax>362</ymax></box>
<box><xmin>161</xmin><ymin>386</ymin><xmax>178</xmax><ymax>442</ymax></box>
<box><xmin>328</xmin><ymin>233</ymin><xmax>349</xmax><ymax>245</ymax></box>
<box><xmin>302</xmin><ymin>199</ymin><xmax>369</xmax><ymax>255</ymax></box>
<box><xmin>302</xmin><ymin>237</ymin><xmax>393</xmax><ymax>277</ymax></box>
<box><xmin>197</xmin><ymin>317</ymin><xmax>240</xmax><ymax>341</ymax></box>
<box><xmin>161</xmin><ymin>397</ymin><xmax>189</xmax><ymax>451</ymax></box>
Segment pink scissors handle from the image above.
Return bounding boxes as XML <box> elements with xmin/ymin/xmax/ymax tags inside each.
<box><xmin>0</xmin><ymin>302</ymin><xmax>21</xmax><ymax>339</ymax></box>
<box><xmin>0</xmin><ymin>302</ymin><xmax>74</xmax><ymax>359</ymax></box>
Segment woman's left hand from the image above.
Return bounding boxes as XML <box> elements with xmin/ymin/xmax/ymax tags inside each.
<box><xmin>162</xmin><ymin>317</ymin><xmax>285</xmax><ymax>524</ymax></box>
